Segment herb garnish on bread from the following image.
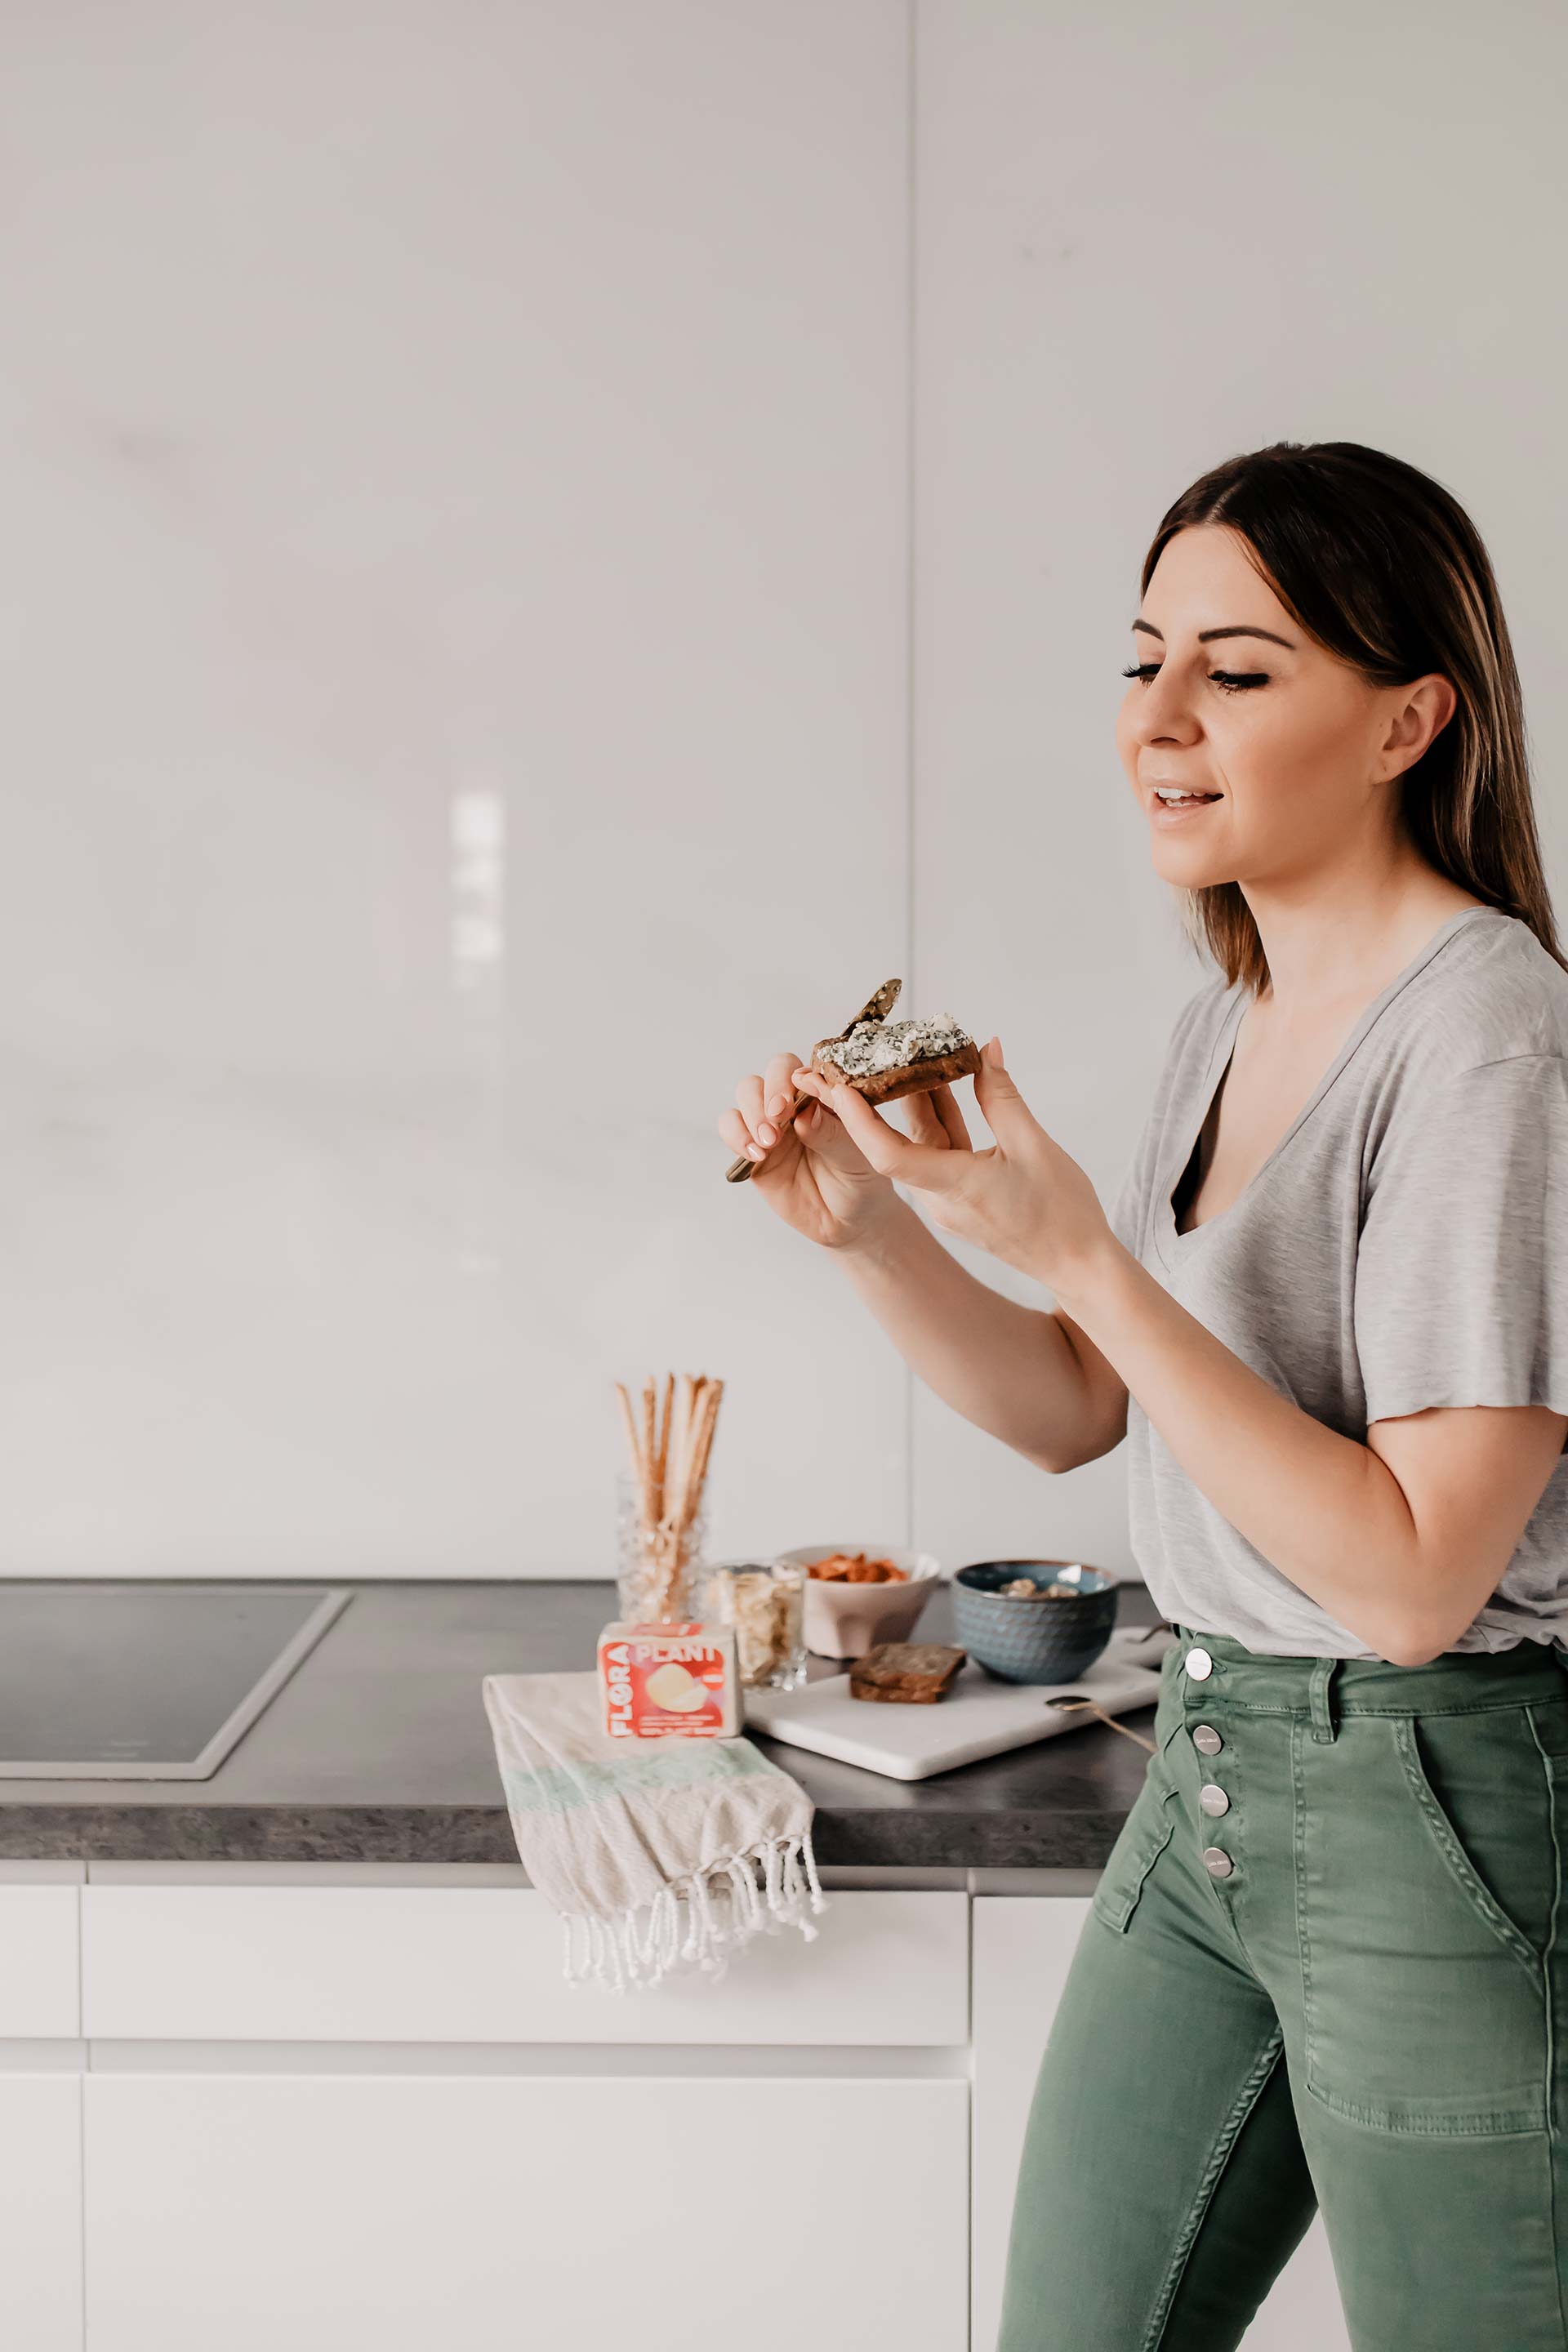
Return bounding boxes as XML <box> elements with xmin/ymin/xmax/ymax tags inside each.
<box><xmin>724</xmin><ymin>978</ymin><xmax>981</xmax><ymax>1183</ymax></box>
<box><xmin>810</xmin><ymin>1013</ymin><xmax>982</xmax><ymax>1109</ymax></box>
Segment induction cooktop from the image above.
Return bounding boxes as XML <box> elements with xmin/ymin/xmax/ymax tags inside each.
<box><xmin>0</xmin><ymin>1582</ymin><xmax>351</xmax><ymax>1780</ymax></box>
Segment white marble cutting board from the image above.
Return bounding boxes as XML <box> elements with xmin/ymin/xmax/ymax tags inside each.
<box><xmin>742</xmin><ymin>1625</ymin><xmax>1174</xmax><ymax>1781</ymax></box>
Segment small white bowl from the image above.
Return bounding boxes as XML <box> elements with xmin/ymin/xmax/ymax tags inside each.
<box><xmin>778</xmin><ymin>1544</ymin><xmax>945</xmax><ymax>1660</ymax></box>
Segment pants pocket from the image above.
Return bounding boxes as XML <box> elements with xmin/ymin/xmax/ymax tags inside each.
<box><xmin>1091</xmin><ymin>1748</ymin><xmax>1178</xmax><ymax>1935</ymax></box>
<box><xmin>1298</xmin><ymin>1711</ymin><xmax>1551</xmax><ymax>2136</ymax></box>
<box><xmin>1397</xmin><ymin>1712</ymin><xmax>1554</xmax><ymax>1967</ymax></box>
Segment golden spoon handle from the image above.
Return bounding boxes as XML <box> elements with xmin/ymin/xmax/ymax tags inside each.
<box><xmin>1045</xmin><ymin>1696</ymin><xmax>1156</xmax><ymax>1753</ymax></box>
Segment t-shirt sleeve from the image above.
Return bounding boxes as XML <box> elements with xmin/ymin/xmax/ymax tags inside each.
<box><xmin>1354</xmin><ymin>1053</ymin><xmax>1568</xmax><ymax>1426</ymax></box>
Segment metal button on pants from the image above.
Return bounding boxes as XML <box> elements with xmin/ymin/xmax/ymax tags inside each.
<box><xmin>1184</xmin><ymin>1646</ymin><xmax>1214</xmax><ymax>1679</ymax></box>
<box><xmin>1200</xmin><ymin>1783</ymin><xmax>1230</xmax><ymax>1817</ymax></box>
<box><xmin>1192</xmin><ymin>1722</ymin><xmax>1223</xmax><ymax>1755</ymax></box>
<box><xmin>1201</xmin><ymin>1846</ymin><xmax>1234</xmax><ymax>1878</ymax></box>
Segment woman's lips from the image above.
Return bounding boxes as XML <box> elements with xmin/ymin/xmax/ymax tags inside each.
<box><xmin>1148</xmin><ymin>789</ymin><xmax>1222</xmax><ymax>823</ymax></box>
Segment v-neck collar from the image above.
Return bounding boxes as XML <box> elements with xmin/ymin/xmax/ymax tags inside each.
<box><xmin>1156</xmin><ymin>906</ymin><xmax>1507</xmax><ymax>1258</ymax></box>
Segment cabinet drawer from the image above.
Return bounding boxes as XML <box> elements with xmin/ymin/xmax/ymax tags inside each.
<box><xmin>82</xmin><ymin>1885</ymin><xmax>967</xmax><ymax>2044</ymax></box>
<box><xmin>86</xmin><ymin>2074</ymin><xmax>969</xmax><ymax>2352</ymax></box>
<box><xmin>0</xmin><ymin>1886</ymin><xmax>79</xmax><ymax>2036</ymax></box>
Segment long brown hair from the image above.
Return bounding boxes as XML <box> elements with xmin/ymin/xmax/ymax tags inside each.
<box><xmin>1140</xmin><ymin>441</ymin><xmax>1565</xmax><ymax>989</ymax></box>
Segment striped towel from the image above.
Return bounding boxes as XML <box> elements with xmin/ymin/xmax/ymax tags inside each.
<box><xmin>482</xmin><ymin>1668</ymin><xmax>826</xmax><ymax>1992</ymax></box>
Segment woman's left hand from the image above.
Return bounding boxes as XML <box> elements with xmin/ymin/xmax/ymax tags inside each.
<box><xmin>790</xmin><ymin>1037</ymin><xmax>1115</xmax><ymax>1299</ymax></box>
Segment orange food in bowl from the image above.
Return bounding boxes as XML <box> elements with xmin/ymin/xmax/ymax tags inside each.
<box><xmin>807</xmin><ymin>1550</ymin><xmax>908</xmax><ymax>1585</ymax></box>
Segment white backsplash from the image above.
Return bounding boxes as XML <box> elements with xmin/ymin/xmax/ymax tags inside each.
<box><xmin>0</xmin><ymin>0</ymin><xmax>918</xmax><ymax>1579</ymax></box>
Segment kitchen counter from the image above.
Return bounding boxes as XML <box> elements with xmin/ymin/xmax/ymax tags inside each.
<box><xmin>0</xmin><ymin>1576</ymin><xmax>1164</xmax><ymax>1868</ymax></box>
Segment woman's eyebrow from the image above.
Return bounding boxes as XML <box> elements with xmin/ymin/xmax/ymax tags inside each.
<box><xmin>1132</xmin><ymin>619</ymin><xmax>1298</xmax><ymax>649</ymax></box>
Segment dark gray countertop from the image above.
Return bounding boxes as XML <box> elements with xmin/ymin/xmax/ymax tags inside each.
<box><xmin>0</xmin><ymin>1578</ymin><xmax>1163</xmax><ymax>1869</ymax></box>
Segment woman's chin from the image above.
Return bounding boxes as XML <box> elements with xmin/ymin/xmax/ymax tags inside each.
<box><xmin>1150</xmin><ymin>844</ymin><xmax>1233</xmax><ymax>889</ymax></box>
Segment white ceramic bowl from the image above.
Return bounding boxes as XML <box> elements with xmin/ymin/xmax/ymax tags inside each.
<box><xmin>778</xmin><ymin>1544</ymin><xmax>945</xmax><ymax>1660</ymax></box>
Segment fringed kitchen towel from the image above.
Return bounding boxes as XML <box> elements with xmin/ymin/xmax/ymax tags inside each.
<box><xmin>482</xmin><ymin>1669</ymin><xmax>826</xmax><ymax>1992</ymax></box>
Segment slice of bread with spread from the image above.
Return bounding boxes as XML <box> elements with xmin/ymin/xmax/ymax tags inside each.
<box><xmin>810</xmin><ymin>1013</ymin><xmax>982</xmax><ymax>1108</ymax></box>
<box><xmin>849</xmin><ymin>1641</ymin><xmax>968</xmax><ymax>1704</ymax></box>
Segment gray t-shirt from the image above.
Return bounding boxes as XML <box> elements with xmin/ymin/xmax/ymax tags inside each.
<box><xmin>1111</xmin><ymin>906</ymin><xmax>1568</xmax><ymax>1657</ymax></box>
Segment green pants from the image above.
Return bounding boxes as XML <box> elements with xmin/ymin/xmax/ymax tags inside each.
<box><xmin>997</xmin><ymin>1624</ymin><xmax>1568</xmax><ymax>2350</ymax></box>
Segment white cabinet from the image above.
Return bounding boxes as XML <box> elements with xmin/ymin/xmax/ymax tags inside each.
<box><xmin>0</xmin><ymin>1884</ymin><xmax>83</xmax><ymax>2352</ymax></box>
<box><xmin>82</xmin><ymin>1884</ymin><xmax>967</xmax><ymax>2046</ymax></box>
<box><xmin>0</xmin><ymin>1885</ymin><xmax>80</xmax><ymax>2035</ymax></box>
<box><xmin>85</xmin><ymin>2070</ymin><xmax>969</xmax><ymax>2352</ymax></box>
<box><xmin>78</xmin><ymin>1882</ymin><xmax>969</xmax><ymax>2348</ymax></box>
<box><xmin>0</xmin><ymin>2073</ymin><xmax>83</xmax><ymax>2352</ymax></box>
<box><xmin>971</xmin><ymin>1900</ymin><xmax>1351</xmax><ymax>2352</ymax></box>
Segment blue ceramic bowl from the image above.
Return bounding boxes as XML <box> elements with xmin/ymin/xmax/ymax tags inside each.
<box><xmin>952</xmin><ymin>1560</ymin><xmax>1118</xmax><ymax>1684</ymax></box>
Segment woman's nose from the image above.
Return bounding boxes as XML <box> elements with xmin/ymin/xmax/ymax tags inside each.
<box><xmin>1127</xmin><ymin>677</ymin><xmax>1201</xmax><ymax>746</ymax></box>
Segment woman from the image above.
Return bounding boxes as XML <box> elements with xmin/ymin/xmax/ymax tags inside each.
<box><xmin>717</xmin><ymin>440</ymin><xmax>1568</xmax><ymax>2349</ymax></box>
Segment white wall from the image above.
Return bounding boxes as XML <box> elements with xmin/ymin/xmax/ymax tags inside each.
<box><xmin>0</xmin><ymin>0</ymin><xmax>1561</xmax><ymax>1579</ymax></box>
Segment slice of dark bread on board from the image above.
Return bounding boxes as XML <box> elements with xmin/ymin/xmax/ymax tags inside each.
<box><xmin>809</xmin><ymin>1036</ymin><xmax>983</xmax><ymax>1109</ymax></box>
<box><xmin>849</xmin><ymin>1642</ymin><xmax>968</xmax><ymax>1704</ymax></box>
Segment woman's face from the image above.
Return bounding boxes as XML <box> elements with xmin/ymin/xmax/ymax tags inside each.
<box><xmin>1115</xmin><ymin>523</ymin><xmax>1451</xmax><ymax>894</ymax></box>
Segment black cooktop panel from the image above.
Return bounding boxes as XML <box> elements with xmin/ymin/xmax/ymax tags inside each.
<box><xmin>0</xmin><ymin>1582</ymin><xmax>350</xmax><ymax>1779</ymax></box>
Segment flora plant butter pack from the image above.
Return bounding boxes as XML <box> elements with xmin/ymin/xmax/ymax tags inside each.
<box><xmin>596</xmin><ymin>1621</ymin><xmax>741</xmax><ymax>1740</ymax></box>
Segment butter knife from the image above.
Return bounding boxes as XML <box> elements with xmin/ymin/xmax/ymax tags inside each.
<box><xmin>724</xmin><ymin>978</ymin><xmax>902</xmax><ymax>1183</ymax></box>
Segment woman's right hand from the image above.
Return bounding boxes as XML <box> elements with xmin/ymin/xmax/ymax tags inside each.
<box><xmin>719</xmin><ymin>1050</ymin><xmax>903</xmax><ymax>1252</ymax></box>
<box><xmin>720</xmin><ymin>1052</ymin><xmax>975</xmax><ymax>1252</ymax></box>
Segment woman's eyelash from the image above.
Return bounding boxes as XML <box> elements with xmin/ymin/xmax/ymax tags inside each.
<box><xmin>1120</xmin><ymin>663</ymin><xmax>1268</xmax><ymax>693</ymax></box>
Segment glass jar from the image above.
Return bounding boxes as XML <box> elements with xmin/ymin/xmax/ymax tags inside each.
<box><xmin>700</xmin><ymin>1558</ymin><xmax>807</xmax><ymax>1691</ymax></box>
<box><xmin>614</xmin><ymin>1470</ymin><xmax>708</xmax><ymax>1624</ymax></box>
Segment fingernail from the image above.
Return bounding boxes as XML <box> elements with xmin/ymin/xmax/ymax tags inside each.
<box><xmin>767</xmin><ymin>1094</ymin><xmax>787</xmax><ymax>1116</ymax></box>
<box><xmin>747</xmin><ymin>1142</ymin><xmax>766</xmax><ymax>1160</ymax></box>
<box><xmin>984</xmin><ymin>1036</ymin><xmax>1002</xmax><ymax>1066</ymax></box>
<box><xmin>757</xmin><ymin>1123</ymin><xmax>777</xmax><ymax>1146</ymax></box>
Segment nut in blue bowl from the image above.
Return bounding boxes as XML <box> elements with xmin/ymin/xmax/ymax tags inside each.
<box><xmin>952</xmin><ymin>1560</ymin><xmax>1117</xmax><ymax>1684</ymax></box>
